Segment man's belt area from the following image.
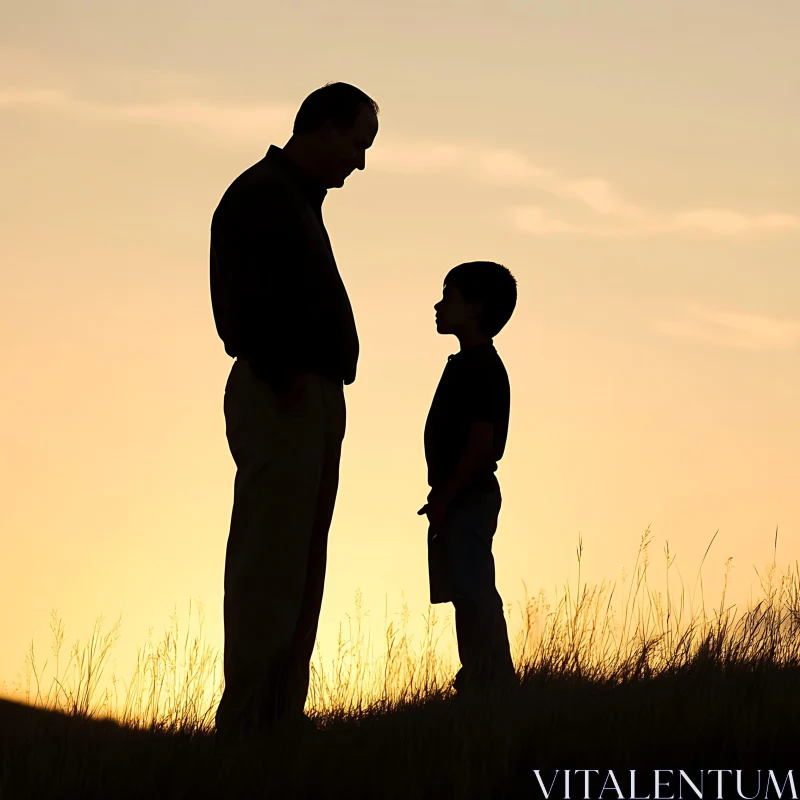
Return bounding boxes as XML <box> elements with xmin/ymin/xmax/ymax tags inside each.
<box><xmin>238</xmin><ymin>354</ymin><xmax>342</xmax><ymax>390</ymax></box>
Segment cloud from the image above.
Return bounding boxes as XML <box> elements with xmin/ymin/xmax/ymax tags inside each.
<box><xmin>2</xmin><ymin>83</ymin><xmax>798</xmax><ymax>238</ymax></box>
<box><xmin>0</xmin><ymin>87</ymin><xmax>293</xmax><ymax>143</ymax></box>
<box><xmin>510</xmin><ymin>206</ymin><xmax>584</xmax><ymax>235</ymax></box>
<box><xmin>502</xmin><ymin>159</ymin><xmax>800</xmax><ymax>239</ymax></box>
<box><xmin>653</xmin><ymin>301</ymin><xmax>800</xmax><ymax>350</ymax></box>
<box><xmin>510</xmin><ymin>204</ymin><xmax>661</xmax><ymax>238</ymax></box>
<box><xmin>670</xmin><ymin>209</ymin><xmax>800</xmax><ymax>235</ymax></box>
<box><xmin>368</xmin><ymin>142</ymin><xmax>553</xmax><ymax>181</ymax></box>
<box><xmin>551</xmin><ymin>178</ymin><xmax>645</xmax><ymax>218</ymax></box>
<box><xmin>508</xmin><ymin>202</ymin><xmax>800</xmax><ymax>239</ymax></box>
<box><xmin>116</xmin><ymin>101</ymin><xmax>292</xmax><ymax>142</ymax></box>
<box><xmin>0</xmin><ymin>88</ymin><xmax>73</xmax><ymax>107</ymax></box>
<box><xmin>367</xmin><ymin>139</ymin><xmax>466</xmax><ymax>173</ymax></box>
<box><xmin>472</xmin><ymin>148</ymin><xmax>551</xmax><ymax>183</ymax></box>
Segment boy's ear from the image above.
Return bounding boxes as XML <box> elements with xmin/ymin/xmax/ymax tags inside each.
<box><xmin>469</xmin><ymin>300</ymin><xmax>485</xmax><ymax>319</ymax></box>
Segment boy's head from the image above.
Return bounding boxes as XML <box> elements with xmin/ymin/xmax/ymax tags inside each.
<box><xmin>434</xmin><ymin>261</ymin><xmax>517</xmax><ymax>340</ymax></box>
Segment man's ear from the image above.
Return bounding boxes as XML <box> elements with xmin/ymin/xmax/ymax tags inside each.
<box><xmin>316</xmin><ymin>119</ymin><xmax>337</xmax><ymax>142</ymax></box>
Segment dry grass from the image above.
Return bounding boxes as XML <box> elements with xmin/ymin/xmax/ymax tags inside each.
<box><xmin>2</xmin><ymin>526</ymin><xmax>799</xmax><ymax>799</ymax></box>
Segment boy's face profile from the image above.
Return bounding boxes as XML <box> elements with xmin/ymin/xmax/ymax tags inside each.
<box><xmin>434</xmin><ymin>281</ymin><xmax>485</xmax><ymax>337</ymax></box>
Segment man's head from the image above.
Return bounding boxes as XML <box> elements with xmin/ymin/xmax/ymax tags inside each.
<box><xmin>434</xmin><ymin>261</ymin><xmax>518</xmax><ymax>339</ymax></box>
<box><xmin>285</xmin><ymin>82</ymin><xmax>379</xmax><ymax>189</ymax></box>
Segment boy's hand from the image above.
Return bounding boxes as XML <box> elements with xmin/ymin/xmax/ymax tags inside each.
<box><xmin>417</xmin><ymin>492</ymin><xmax>450</xmax><ymax>529</ymax></box>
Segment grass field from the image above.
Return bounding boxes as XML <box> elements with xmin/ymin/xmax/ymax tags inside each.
<box><xmin>1</xmin><ymin>527</ymin><xmax>798</xmax><ymax>799</ymax></box>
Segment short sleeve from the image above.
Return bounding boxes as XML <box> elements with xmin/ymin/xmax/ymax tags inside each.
<box><xmin>462</xmin><ymin>365</ymin><xmax>496</xmax><ymax>422</ymax></box>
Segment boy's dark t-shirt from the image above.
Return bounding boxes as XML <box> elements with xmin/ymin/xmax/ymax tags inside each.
<box><xmin>424</xmin><ymin>340</ymin><xmax>510</xmax><ymax>501</ymax></box>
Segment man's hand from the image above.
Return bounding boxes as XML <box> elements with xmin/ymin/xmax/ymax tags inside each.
<box><xmin>276</xmin><ymin>371</ymin><xmax>311</xmax><ymax>413</ymax></box>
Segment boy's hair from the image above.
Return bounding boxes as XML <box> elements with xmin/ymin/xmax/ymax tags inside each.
<box><xmin>445</xmin><ymin>261</ymin><xmax>518</xmax><ymax>338</ymax></box>
<box><xmin>293</xmin><ymin>82</ymin><xmax>380</xmax><ymax>136</ymax></box>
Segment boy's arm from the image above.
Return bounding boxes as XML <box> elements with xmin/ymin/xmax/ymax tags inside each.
<box><xmin>430</xmin><ymin>421</ymin><xmax>495</xmax><ymax>505</ymax></box>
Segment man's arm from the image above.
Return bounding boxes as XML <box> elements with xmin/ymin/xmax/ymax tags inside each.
<box><xmin>221</xmin><ymin>187</ymin><xmax>320</xmax><ymax>386</ymax></box>
<box><xmin>430</xmin><ymin>421</ymin><xmax>495</xmax><ymax>505</ymax></box>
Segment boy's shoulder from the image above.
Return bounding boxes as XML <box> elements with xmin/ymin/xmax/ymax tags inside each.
<box><xmin>457</xmin><ymin>343</ymin><xmax>509</xmax><ymax>381</ymax></box>
<box><xmin>442</xmin><ymin>348</ymin><xmax>509</xmax><ymax>409</ymax></box>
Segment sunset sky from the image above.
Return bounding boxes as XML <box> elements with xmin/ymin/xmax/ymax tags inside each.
<box><xmin>2</xmin><ymin>0</ymin><xmax>799</xmax><ymax>704</ymax></box>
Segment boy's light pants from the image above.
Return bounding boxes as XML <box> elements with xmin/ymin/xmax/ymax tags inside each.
<box><xmin>215</xmin><ymin>358</ymin><xmax>345</xmax><ymax>737</ymax></box>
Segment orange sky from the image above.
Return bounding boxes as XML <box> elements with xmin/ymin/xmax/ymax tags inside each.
<box><xmin>1</xmin><ymin>0</ymin><xmax>799</xmax><ymax>704</ymax></box>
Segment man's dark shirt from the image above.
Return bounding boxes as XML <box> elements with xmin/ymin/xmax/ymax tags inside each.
<box><xmin>210</xmin><ymin>145</ymin><xmax>359</xmax><ymax>388</ymax></box>
<box><xmin>424</xmin><ymin>340</ymin><xmax>510</xmax><ymax>499</ymax></box>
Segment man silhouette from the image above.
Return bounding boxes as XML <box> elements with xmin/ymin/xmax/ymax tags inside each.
<box><xmin>210</xmin><ymin>82</ymin><xmax>379</xmax><ymax>739</ymax></box>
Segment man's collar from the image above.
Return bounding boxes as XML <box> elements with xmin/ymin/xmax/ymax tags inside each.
<box><xmin>265</xmin><ymin>145</ymin><xmax>327</xmax><ymax>205</ymax></box>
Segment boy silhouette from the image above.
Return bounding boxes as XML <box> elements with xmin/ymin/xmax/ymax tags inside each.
<box><xmin>419</xmin><ymin>261</ymin><xmax>518</xmax><ymax>698</ymax></box>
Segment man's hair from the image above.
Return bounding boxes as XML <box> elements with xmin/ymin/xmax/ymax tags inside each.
<box><xmin>445</xmin><ymin>261</ymin><xmax>518</xmax><ymax>338</ymax></box>
<box><xmin>293</xmin><ymin>82</ymin><xmax>380</xmax><ymax>136</ymax></box>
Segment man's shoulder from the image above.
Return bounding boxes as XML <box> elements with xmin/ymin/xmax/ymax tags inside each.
<box><xmin>214</xmin><ymin>159</ymin><xmax>297</xmax><ymax>220</ymax></box>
